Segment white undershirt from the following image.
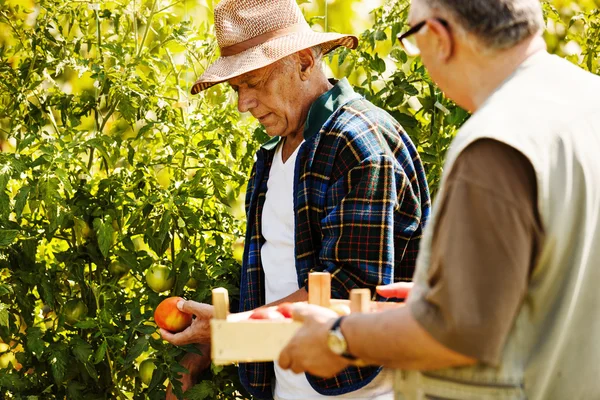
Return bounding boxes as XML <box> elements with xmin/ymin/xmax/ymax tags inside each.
<box><xmin>261</xmin><ymin>141</ymin><xmax>393</xmax><ymax>400</ymax></box>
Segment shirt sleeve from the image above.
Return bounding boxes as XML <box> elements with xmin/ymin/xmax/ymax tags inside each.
<box><xmin>409</xmin><ymin>139</ymin><xmax>543</xmax><ymax>366</ymax></box>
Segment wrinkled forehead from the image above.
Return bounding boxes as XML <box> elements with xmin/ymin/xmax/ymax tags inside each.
<box><xmin>227</xmin><ymin>62</ymin><xmax>276</xmax><ymax>87</ymax></box>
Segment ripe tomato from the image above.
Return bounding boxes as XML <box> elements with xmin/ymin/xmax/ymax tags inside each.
<box><xmin>276</xmin><ymin>302</ymin><xmax>294</xmax><ymax>319</ymax></box>
<box><xmin>154</xmin><ymin>297</ymin><xmax>192</xmax><ymax>333</ymax></box>
<box><xmin>139</xmin><ymin>358</ymin><xmax>156</xmax><ymax>385</ymax></box>
<box><xmin>63</xmin><ymin>300</ymin><xmax>88</xmax><ymax>326</ymax></box>
<box><xmin>249</xmin><ymin>308</ymin><xmax>285</xmax><ymax>320</ymax></box>
<box><xmin>145</xmin><ymin>264</ymin><xmax>175</xmax><ymax>293</ymax></box>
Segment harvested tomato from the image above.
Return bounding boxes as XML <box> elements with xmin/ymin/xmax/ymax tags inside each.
<box><xmin>276</xmin><ymin>302</ymin><xmax>294</xmax><ymax>319</ymax></box>
<box><xmin>249</xmin><ymin>308</ymin><xmax>285</xmax><ymax>320</ymax></box>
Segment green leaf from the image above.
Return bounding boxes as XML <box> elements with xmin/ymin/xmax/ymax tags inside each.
<box><xmin>374</xmin><ymin>30</ymin><xmax>387</xmax><ymax>41</ymax></box>
<box><xmin>125</xmin><ymin>336</ymin><xmax>148</xmax><ymax>365</ymax></box>
<box><xmin>0</xmin><ymin>230</ymin><xmax>19</xmax><ymax>247</ymax></box>
<box><xmin>14</xmin><ymin>186</ymin><xmax>31</xmax><ymax>219</ymax></box>
<box><xmin>185</xmin><ymin>381</ymin><xmax>215</xmax><ymax>400</ymax></box>
<box><xmin>93</xmin><ymin>341</ymin><xmax>107</xmax><ymax>364</ymax></box>
<box><xmin>94</xmin><ymin>218</ymin><xmax>114</xmax><ymax>258</ymax></box>
<box><xmin>26</xmin><ymin>327</ymin><xmax>46</xmax><ymax>357</ymax></box>
<box><xmin>116</xmin><ymin>249</ymin><xmax>138</xmax><ymax>268</ymax></box>
<box><xmin>71</xmin><ymin>337</ymin><xmax>93</xmax><ymax>364</ymax></box>
<box><xmin>0</xmin><ymin>303</ymin><xmax>8</xmax><ymax>327</ymax></box>
<box><xmin>0</xmin><ymin>284</ymin><xmax>13</xmax><ymax>297</ymax></box>
<box><xmin>387</xmin><ymin>91</ymin><xmax>404</xmax><ymax>108</ymax></box>
<box><xmin>49</xmin><ymin>343</ymin><xmax>69</xmax><ymax>384</ymax></box>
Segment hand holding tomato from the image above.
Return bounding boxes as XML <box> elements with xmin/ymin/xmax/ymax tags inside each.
<box><xmin>154</xmin><ymin>297</ymin><xmax>193</xmax><ymax>333</ymax></box>
<box><xmin>159</xmin><ymin>300</ymin><xmax>214</xmax><ymax>346</ymax></box>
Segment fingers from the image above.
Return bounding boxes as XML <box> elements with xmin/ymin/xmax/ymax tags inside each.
<box><xmin>278</xmin><ymin>347</ymin><xmax>291</xmax><ymax>370</ymax></box>
<box><xmin>376</xmin><ymin>281</ymin><xmax>413</xmax><ymax>299</ymax></box>
<box><xmin>291</xmin><ymin>303</ymin><xmax>309</xmax><ymax>323</ymax></box>
<box><xmin>177</xmin><ymin>300</ymin><xmax>214</xmax><ymax>319</ymax></box>
<box><xmin>291</xmin><ymin>303</ymin><xmax>337</xmax><ymax>322</ymax></box>
<box><xmin>160</xmin><ymin>327</ymin><xmax>195</xmax><ymax>346</ymax></box>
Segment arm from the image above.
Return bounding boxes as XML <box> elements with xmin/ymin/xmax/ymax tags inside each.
<box><xmin>342</xmin><ymin>307</ymin><xmax>476</xmax><ymax>370</ymax></box>
<box><xmin>277</xmin><ymin>304</ymin><xmax>474</xmax><ymax>377</ymax></box>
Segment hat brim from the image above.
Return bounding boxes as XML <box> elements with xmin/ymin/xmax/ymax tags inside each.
<box><xmin>190</xmin><ymin>31</ymin><xmax>358</xmax><ymax>94</ymax></box>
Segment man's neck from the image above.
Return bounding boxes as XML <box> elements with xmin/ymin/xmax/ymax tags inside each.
<box><xmin>282</xmin><ymin>76</ymin><xmax>333</xmax><ymax>162</ymax></box>
<box><xmin>467</xmin><ymin>36</ymin><xmax>547</xmax><ymax>112</ymax></box>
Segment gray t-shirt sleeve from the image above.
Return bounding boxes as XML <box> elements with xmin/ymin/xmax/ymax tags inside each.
<box><xmin>409</xmin><ymin>139</ymin><xmax>543</xmax><ymax>366</ymax></box>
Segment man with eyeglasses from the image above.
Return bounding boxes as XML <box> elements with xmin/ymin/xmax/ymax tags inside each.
<box><xmin>279</xmin><ymin>0</ymin><xmax>600</xmax><ymax>399</ymax></box>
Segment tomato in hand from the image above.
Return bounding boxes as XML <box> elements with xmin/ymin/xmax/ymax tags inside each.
<box><xmin>154</xmin><ymin>297</ymin><xmax>193</xmax><ymax>333</ymax></box>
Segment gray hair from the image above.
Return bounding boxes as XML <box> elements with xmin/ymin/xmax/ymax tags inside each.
<box><xmin>280</xmin><ymin>45</ymin><xmax>324</xmax><ymax>70</ymax></box>
<box><xmin>424</xmin><ymin>0</ymin><xmax>544</xmax><ymax>50</ymax></box>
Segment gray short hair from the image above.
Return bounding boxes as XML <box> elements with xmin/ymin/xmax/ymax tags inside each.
<box><xmin>424</xmin><ymin>0</ymin><xmax>544</xmax><ymax>50</ymax></box>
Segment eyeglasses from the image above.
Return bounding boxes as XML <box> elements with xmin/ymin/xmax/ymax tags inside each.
<box><xmin>397</xmin><ymin>18</ymin><xmax>449</xmax><ymax>56</ymax></box>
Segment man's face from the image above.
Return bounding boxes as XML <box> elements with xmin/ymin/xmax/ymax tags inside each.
<box><xmin>228</xmin><ymin>58</ymin><xmax>306</xmax><ymax>138</ymax></box>
<box><xmin>408</xmin><ymin>0</ymin><xmax>462</xmax><ymax>104</ymax></box>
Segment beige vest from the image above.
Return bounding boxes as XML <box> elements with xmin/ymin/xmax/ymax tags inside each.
<box><xmin>395</xmin><ymin>52</ymin><xmax>600</xmax><ymax>400</ymax></box>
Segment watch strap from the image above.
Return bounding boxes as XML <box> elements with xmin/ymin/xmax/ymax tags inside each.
<box><xmin>330</xmin><ymin>316</ymin><xmax>358</xmax><ymax>360</ymax></box>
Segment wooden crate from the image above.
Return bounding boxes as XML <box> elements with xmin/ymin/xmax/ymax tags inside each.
<box><xmin>210</xmin><ymin>272</ymin><xmax>402</xmax><ymax>365</ymax></box>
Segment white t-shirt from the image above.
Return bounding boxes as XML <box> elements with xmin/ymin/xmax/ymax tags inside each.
<box><xmin>261</xmin><ymin>140</ymin><xmax>393</xmax><ymax>400</ymax></box>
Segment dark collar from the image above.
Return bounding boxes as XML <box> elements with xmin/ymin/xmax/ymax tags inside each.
<box><xmin>260</xmin><ymin>78</ymin><xmax>358</xmax><ymax>150</ymax></box>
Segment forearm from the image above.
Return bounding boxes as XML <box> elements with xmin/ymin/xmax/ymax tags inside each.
<box><xmin>342</xmin><ymin>306</ymin><xmax>476</xmax><ymax>370</ymax></box>
<box><xmin>228</xmin><ymin>288</ymin><xmax>308</xmax><ymax>322</ymax></box>
<box><xmin>265</xmin><ymin>287</ymin><xmax>308</xmax><ymax>306</ymax></box>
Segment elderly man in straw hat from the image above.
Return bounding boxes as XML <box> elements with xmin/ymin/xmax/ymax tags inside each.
<box><xmin>278</xmin><ymin>0</ymin><xmax>600</xmax><ymax>399</ymax></box>
<box><xmin>161</xmin><ymin>0</ymin><xmax>430</xmax><ymax>398</ymax></box>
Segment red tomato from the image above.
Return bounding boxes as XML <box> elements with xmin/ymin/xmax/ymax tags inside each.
<box><xmin>154</xmin><ymin>297</ymin><xmax>193</xmax><ymax>333</ymax></box>
<box><xmin>276</xmin><ymin>302</ymin><xmax>294</xmax><ymax>319</ymax></box>
<box><xmin>249</xmin><ymin>308</ymin><xmax>285</xmax><ymax>320</ymax></box>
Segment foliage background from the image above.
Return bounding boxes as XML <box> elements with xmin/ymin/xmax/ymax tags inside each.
<box><xmin>0</xmin><ymin>0</ymin><xmax>598</xmax><ymax>398</ymax></box>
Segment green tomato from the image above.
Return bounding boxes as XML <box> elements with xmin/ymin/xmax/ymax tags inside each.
<box><xmin>185</xmin><ymin>277</ymin><xmax>198</xmax><ymax>289</ymax></box>
<box><xmin>139</xmin><ymin>358</ymin><xmax>156</xmax><ymax>386</ymax></box>
<box><xmin>108</xmin><ymin>260</ymin><xmax>129</xmax><ymax>278</ymax></box>
<box><xmin>63</xmin><ymin>300</ymin><xmax>88</xmax><ymax>326</ymax></box>
<box><xmin>145</xmin><ymin>264</ymin><xmax>175</xmax><ymax>293</ymax></box>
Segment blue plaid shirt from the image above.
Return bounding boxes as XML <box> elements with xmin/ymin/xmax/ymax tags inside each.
<box><xmin>238</xmin><ymin>79</ymin><xmax>431</xmax><ymax>399</ymax></box>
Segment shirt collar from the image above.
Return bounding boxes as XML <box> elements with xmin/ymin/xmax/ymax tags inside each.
<box><xmin>260</xmin><ymin>78</ymin><xmax>358</xmax><ymax>150</ymax></box>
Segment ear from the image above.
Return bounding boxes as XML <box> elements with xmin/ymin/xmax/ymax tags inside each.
<box><xmin>425</xmin><ymin>19</ymin><xmax>453</xmax><ymax>61</ymax></box>
<box><xmin>296</xmin><ymin>48</ymin><xmax>316</xmax><ymax>80</ymax></box>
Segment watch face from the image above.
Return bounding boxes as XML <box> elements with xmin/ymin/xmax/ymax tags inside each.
<box><xmin>327</xmin><ymin>330</ymin><xmax>347</xmax><ymax>355</ymax></box>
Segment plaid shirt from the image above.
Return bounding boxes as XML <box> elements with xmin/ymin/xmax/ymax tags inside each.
<box><xmin>238</xmin><ymin>79</ymin><xmax>431</xmax><ymax>399</ymax></box>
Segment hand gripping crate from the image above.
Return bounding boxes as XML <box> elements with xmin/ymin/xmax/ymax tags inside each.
<box><xmin>210</xmin><ymin>272</ymin><xmax>402</xmax><ymax>365</ymax></box>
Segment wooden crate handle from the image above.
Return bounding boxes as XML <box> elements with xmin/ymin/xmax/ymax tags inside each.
<box><xmin>212</xmin><ymin>288</ymin><xmax>229</xmax><ymax>320</ymax></box>
<box><xmin>308</xmin><ymin>272</ymin><xmax>331</xmax><ymax>308</ymax></box>
<box><xmin>350</xmin><ymin>289</ymin><xmax>370</xmax><ymax>313</ymax></box>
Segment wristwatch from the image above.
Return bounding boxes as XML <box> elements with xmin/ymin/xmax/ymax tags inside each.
<box><xmin>327</xmin><ymin>316</ymin><xmax>357</xmax><ymax>360</ymax></box>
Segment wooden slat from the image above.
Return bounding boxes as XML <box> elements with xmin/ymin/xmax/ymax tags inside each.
<box><xmin>212</xmin><ymin>288</ymin><xmax>229</xmax><ymax>320</ymax></box>
<box><xmin>308</xmin><ymin>272</ymin><xmax>331</xmax><ymax>307</ymax></box>
<box><xmin>211</xmin><ymin>320</ymin><xmax>302</xmax><ymax>365</ymax></box>
<box><xmin>350</xmin><ymin>289</ymin><xmax>371</xmax><ymax>313</ymax></box>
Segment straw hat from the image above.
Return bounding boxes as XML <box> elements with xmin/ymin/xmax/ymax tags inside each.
<box><xmin>190</xmin><ymin>0</ymin><xmax>359</xmax><ymax>94</ymax></box>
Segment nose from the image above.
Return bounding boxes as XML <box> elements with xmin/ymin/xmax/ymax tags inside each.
<box><xmin>237</xmin><ymin>88</ymin><xmax>258</xmax><ymax>113</ymax></box>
